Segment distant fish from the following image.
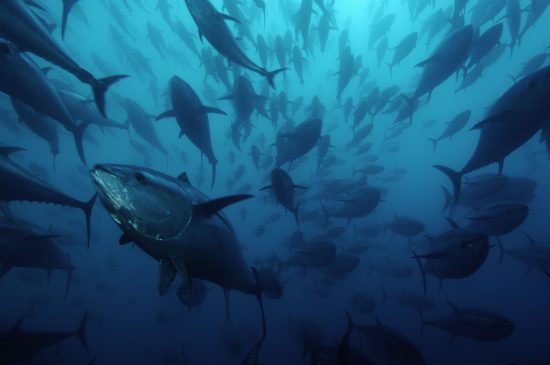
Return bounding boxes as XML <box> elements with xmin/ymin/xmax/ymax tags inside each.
<box><xmin>184</xmin><ymin>0</ymin><xmax>286</xmax><ymax>87</ymax></box>
<box><xmin>260</xmin><ymin>168</ymin><xmax>306</xmax><ymax>228</ymax></box>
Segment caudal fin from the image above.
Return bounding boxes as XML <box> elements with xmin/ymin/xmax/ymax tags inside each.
<box><xmin>70</xmin><ymin>121</ymin><xmax>90</xmax><ymax>165</ymax></box>
<box><xmin>428</xmin><ymin>138</ymin><xmax>438</xmax><ymax>151</ymax></box>
<box><xmin>211</xmin><ymin>160</ymin><xmax>217</xmax><ymax>189</ymax></box>
<box><xmin>79</xmin><ymin>194</ymin><xmax>98</xmax><ymax>250</ymax></box>
<box><xmin>75</xmin><ymin>311</ymin><xmax>89</xmax><ymax>353</ymax></box>
<box><xmin>433</xmin><ymin>165</ymin><xmax>462</xmax><ymax>203</ymax></box>
<box><xmin>61</xmin><ymin>0</ymin><xmax>79</xmax><ymax>39</ymax></box>
<box><xmin>241</xmin><ymin>268</ymin><xmax>267</xmax><ymax>365</ymax></box>
<box><xmin>386</xmin><ymin>62</ymin><xmax>393</xmax><ymax>77</ymax></box>
<box><xmin>64</xmin><ymin>269</ymin><xmax>73</xmax><ymax>299</ymax></box>
<box><xmin>293</xmin><ymin>204</ymin><xmax>301</xmax><ymax>229</ymax></box>
<box><xmin>441</xmin><ymin>185</ymin><xmax>452</xmax><ymax>212</ymax></box>
<box><xmin>122</xmin><ymin>119</ymin><xmax>131</xmax><ymax>137</ymax></box>
<box><xmin>496</xmin><ymin>236</ymin><xmax>505</xmax><ymax>266</ymax></box>
<box><xmin>401</xmin><ymin>94</ymin><xmax>416</xmax><ymax>124</ymax></box>
<box><xmin>265</xmin><ymin>68</ymin><xmax>287</xmax><ymax>88</ymax></box>
<box><xmin>411</xmin><ymin>250</ymin><xmax>427</xmax><ymax>296</ymax></box>
<box><xmin>91</xmin><ymin>75</ymin><xmax>129</xmax><ymax>117</ymax></box>
<box><xmin>419</xmin><ymin>311</ymin><xmax>427</xmax><ymax>338</ymax></box>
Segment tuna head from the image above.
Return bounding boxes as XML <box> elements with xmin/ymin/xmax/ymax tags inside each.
<box><xmin>184</xmin><ymin>0</ymin><xmax>212</xmax><ymax>20</ymax></box>
<box><xmin>91</xmin><ymin>164</ymin><xmax>193</xmax><ymax>243</ymax></box>
<box><xmin>169</xmin><ymin>76</ymin><xmax>194</xmax><ymax>101</ymax></box>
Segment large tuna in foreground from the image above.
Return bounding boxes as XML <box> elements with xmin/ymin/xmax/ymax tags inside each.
<box><xmin>91</xmin><ymin>164</ymin><xmax>268</xmax><ymax>361</ymax></box>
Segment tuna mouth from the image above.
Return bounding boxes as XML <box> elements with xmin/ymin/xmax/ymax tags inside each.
<box><xmin>90</xmin><ymin>165</ymin><xmax>127</xmax><ymax>214</ymax></box>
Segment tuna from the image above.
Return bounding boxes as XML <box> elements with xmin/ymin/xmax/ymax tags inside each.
<box><xmin>156</xmin><ymin>76</ymin><xmax>225</xmax><ymax>188</ymax></box>
<box><xmin>435</xmin><ymin>66</ymin><xmax>550</xmax><ymax>202</ymax></box>
<box><xmin>0</xmin><ymin>0</ymin><xmax>127</xmax><ymax>116</ymax></box>
<box><xmin>276</xmin><ymin>118</ymin><xmax>322</xmax><ymax>167</ymax></box>
<box><xmin>184</xmin><ymin>0</ymin><xmax>285</xmax><ymax>87</ymax></box>
<box><xmin>421</xmin><ymin>301</ymin><xmax>514</xmax><ymax>341</ymax></box>
<box><xmin>0</xmin><ymin>147</ymin><xmax>96</xmax><ymax>248</ymax></box>
<box><xmin>428</xmin><ymin>110</ymin><xmax>471</xmax><ymax>150</ymax></box>
<box><xmin>260</xmin><ymin>168</ymin><xmax>306</xmax><ymax>228</ymax></box>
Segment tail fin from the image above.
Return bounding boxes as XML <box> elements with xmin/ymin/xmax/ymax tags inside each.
<box><xmin>428</xmin><ymin>138</ymin><xmax>438</xmax><ymax>151</ymax></box>
<box><xmin>433</xmin><ymin>165</ymin><xmax>462</xmax><ymax>203</ymax></box>
<box><xmin>91</xmin><ymin>75</ymin><xmax>129</xmax><ymax>117</ymax></box>
<box><xmin>61</xmin><ymin>0</ymin><xmax>79</xmax><ymax>39</ymax></box>
<box><xmin>293</xmin><ymin>204</ymin><xmax>301</xmax><ymax>229</ymax></box>
<box><xmin>265</xmin><ymin>68</ymin><xmax>287</xmax><ymax>88</ymax></box>
<box><xmin>401</xmin><ymin>94</ymin><xmax>416</xmax><ymax>124</ymax></box>
<box><xmin>79</xmin><ymin>193</ymin><xmax>98</xmax><ymax>250</ymax></box>
<box><xmin>64</xmin><ymin>269</ymin><xmax>73</xmax><ymax>299</ymax></box>
<box><xmin>412</xmin><ymin>250</ymin><xmax>427</xmax><ymax>295</ymax></box>
<box><xmin>70</xmin><ymin>121</ymin><xmax>90</xmax><ymax>165</ymax></box>
<box><xmin>441</xmin><ymin>185</ymin><xmax>452</xmax><ymax>212</ymax></box>
<box><xmin>242</xmin><ymin>268</ymin><xmax>267</xmax><ymax>365</ymax></box>
<box><xmin>419</xmin><ymin>311</ymin><xmax>427</xmax><ymax>338</ymax></box>
<box><xmin>386</xmin><ymin>62</ymin><xmax>393</xmax><ymax>77</ymax></box>
<box><xmin>75</xmin><ymin>311</ymin><xmax>89</xmax><ymax>353</ymax></box>
<box><xmin>496</xmin><ymin>236</ymin><xmax>504</xmax><ymax>266</ymax></box>
<box><xmin>122</xmin><ymin>119</ymin><xmax>131</xmax><ymax>137</ymax></box>
<box><xmin>210</xmin><ymin>160</ymin><xmax>217</xmax><ymax>189</ymax></box>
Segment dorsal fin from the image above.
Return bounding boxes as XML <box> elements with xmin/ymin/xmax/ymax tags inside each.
<box><xmin>446</xmin><ymin>300</ymin><xmax>459</xmax><ymax>313</ymax></box>
<box><xmin>194</xmin><ymin>195</ymin><xmax>254</xmax><ymax>218</ymax></box>
<box><xmin>177</xmin><ymin>173</ymin><xmax>191</xmax><ymax>184</ymax></box>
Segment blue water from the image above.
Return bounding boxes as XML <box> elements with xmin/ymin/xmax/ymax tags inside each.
<box><xmin>1</xmin><ymin>0</ymin><xmax>550</xmax><ymax>364</ymax></box>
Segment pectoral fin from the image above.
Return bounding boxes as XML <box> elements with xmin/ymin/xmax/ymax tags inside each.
<box><xmin>156</xmin><ymin>110</ymin><xmax>176</xmax><ymax>121</ymax></box>
<box><xmin>217</xmin><ymin>12</ymin><xmax>241</xmax><ymax>24</ymax></box>
<box><xmin>202</xmin><ymin>106</ymin><xmax>226</xmax><ymax>115</ymax></box>
<box><xmin>159</xmin><ymin>258</ymin><xmax>176</xmax><ymax>296</ymax></box>
<box><xmin>194</xmin><ymin>194</ymin><xmax>254</xmax><ymax>218</ymax></box>
<box><xmin>119</xmin><ymin>234</ymin><xmax>132</xmax><ymax>245</ymax></box>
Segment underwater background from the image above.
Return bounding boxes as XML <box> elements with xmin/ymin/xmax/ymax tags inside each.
<box><xmin>1</xmin><ymin>0</ymin><xmax>550</xmax><ymax>364</ymax></box>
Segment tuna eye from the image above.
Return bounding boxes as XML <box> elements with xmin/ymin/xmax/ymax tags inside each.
<box><xmin>134</xmin><ymin>172</ymin><xmax>148</xmax><ymax>185</ymax></box>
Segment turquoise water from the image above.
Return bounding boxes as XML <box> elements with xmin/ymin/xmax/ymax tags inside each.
<box><xmin>1</xmin><ymin>0</ymin><xmax>550</xmax><ymax>364</ymax></box>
